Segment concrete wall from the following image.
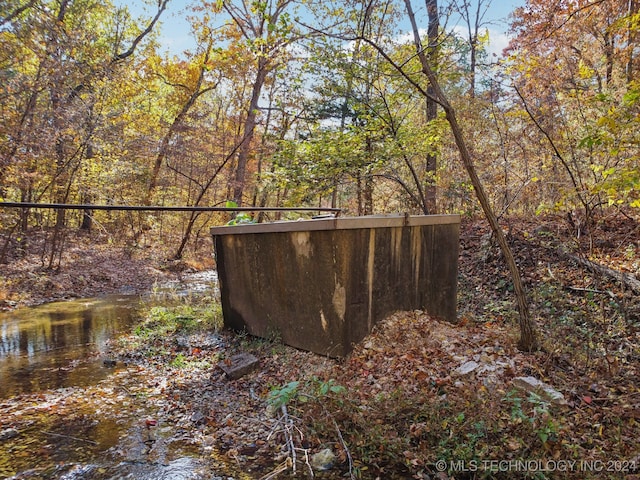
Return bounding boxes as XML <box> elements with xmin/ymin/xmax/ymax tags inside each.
<box><xmin>211</xmin><ymin>215</ymin><xmax>460</xmax><ymax>357</ymax></box>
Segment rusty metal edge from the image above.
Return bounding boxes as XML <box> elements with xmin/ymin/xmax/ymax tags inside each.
<box><xmin>210</xmin><ymin>214</ymin><xmax>461</xmax><ymax>236</ymax></box>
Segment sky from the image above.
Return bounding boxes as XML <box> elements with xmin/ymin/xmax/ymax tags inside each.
<box><xmin>478</xmin><ymin>0</ymin><xmax>527</xmax><ymax>56</ymax></box>
<box><xmin>121</xmin><ymin>0</ymin><xmax>526</xmax><ymax>58</ymax></box>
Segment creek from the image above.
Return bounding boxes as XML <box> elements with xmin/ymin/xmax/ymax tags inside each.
<box><xmin>0</xmin><ymin>295</ymin><xmax>139</xmax><ymax>400</ymax></box>
<box><xmin>0</xmin><ymin>272</ymin><xmax>236</xmax><ymax>480</ymax></box>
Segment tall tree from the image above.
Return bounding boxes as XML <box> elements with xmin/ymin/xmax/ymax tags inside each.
<box><xmin>296</xmin><ymin>0</ymin><xmax>444</xmax><ymax>215</ymax></box>
<box><xmin>144</xmin><ymin>39</ymin><xmax>220</xmax><ymax>204</ymax></box>
<box><xmin>351</xmin><ymin>0</ymin><xmax>539</xmax><ymax>350</ymax></box>
<box><xmin>423</xmin><ymin>0</ymin><xmax>439</xmax><ymax>213</ymax></box>
<box><xmin>452</xmin><ymin>0</ymin><xmax>494</xmax><ymax>98</ymax></box>
<box><xmin>206</xmin><ymin>0</ymin><xmax>303</xmax><ymax>207</ymax></box>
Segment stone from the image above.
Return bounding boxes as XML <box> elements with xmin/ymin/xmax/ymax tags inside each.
<box><xmin>218</xmin><ymin>353</ymin><xmax>259</xmax><ymax>380</ymax></box>
<box><xmin>103</xmin><ymin>358</ymin><xmax>117</xmax><ymax>367</ymax></box>
<box><xmin>0</xmin><ymin>428</ymin><xmax>19</xmax><ymax>441</ymax></box>
<box><xmin>512</xmin><ymin>376</ymin><xmax>567</xmax><ymax>406</ymax></box>
<box><xmin>455</xmin><ymin>360</ymin><xmax>480</xmax><ymax>376</ymax></box>
<box><xmin>311</xmin><ymin>448</ymin><xmax>336</xmax><ymax>471</ymax></box>
<box><xmin>190</xmin><ymin>411</ymin><xmax>206</xmax><ymax>425</ymax></box>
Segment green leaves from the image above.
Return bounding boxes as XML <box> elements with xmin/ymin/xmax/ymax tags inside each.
<box><xmin>317</xmin><ymin>378</ymin><xmax>346</xmax><ymax>397</ymax></box>
<box><xmin>267</xmin><ymin>378</ymin><xmax>346</xmax><ymax>410</ymax></box>
<box><xmin>268</xmin><ymin>381</ymin><xmax>300</xmax><ymax>409</ymax></box>
<box><xmin>224</xmin><ymin>200</ymin><xmax>255</xmax><ymax>225</ymax></box>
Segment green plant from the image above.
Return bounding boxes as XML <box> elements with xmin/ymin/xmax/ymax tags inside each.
<box><xmin>268</xmin><ymin>381</ymin><xmax>300</xmax><ymax>410</ymax></box>
<box><xmin>313</xmin><ymin>377</ymin><xmax>347</xmax><ymax>398</ymax></box>
<box><xmin>168</xmin><ymin>353</ymin><xmax>211</xmax><ymax>370</ymax></box>
<box><xmin>224</xmin><ymin>200</ymin><xmax>255</xmax><ymax>225</ymax></box>
<box><xmin>267</xmin><ymin>378</ymin><xmax>346</xmax><ymax>410</ymax></box>
<box><xmin>132</xmin><ymin>300</ymin><xmax>223</xmax><ymax>339</ymax></box>
<box><xmin>170</xmin><ymin>353</ymin><xmax>187</xmax><ymax>368</ymax></box>
<box><xmin>503</xmin><ymin>390</ymin><xmax>560</xmax><ymax>446</ymax></box>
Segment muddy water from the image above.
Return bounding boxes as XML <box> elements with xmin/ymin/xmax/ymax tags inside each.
<box><xmin>0</xmin><ymin>295</ymin><xmax>140</xmax><ymax>399</ymax></box>
<box><xmin>0</xmin><ymin>272</ymin><xmax>238</xmax><ymax>479</ymax></box>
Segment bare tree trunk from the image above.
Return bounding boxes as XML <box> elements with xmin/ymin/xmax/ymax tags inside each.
<box><xmin>424</xmin><ymin>0</ymin><xmax>439</xmax><ymax>213</ymax></box>
<box><xmin>356</xmin><ymin>174</ymin><xmax>363</xmax><ymax>215</ymax></box>
<box><xmin>232</xmin><ymin>59</ymin><xmax>269</xmax><ymax>206</ymax></box>
<box><xmin>456</xmin><ymin>0</ymin><xmax>488</xmax><ymax>98</ymax></box>
<box><xmin>401</xmin><ymin>0</ymin><xmax>538</xmax><ymax>351</ymax></box>
<box><xmin>441</xmin><ymin>97</ymin><xmax>538</xmax><ymax>351</ymax></box>
<box><xmin>627</xmin><ymin>0</ymin><xmax>638</xmax><ymax>84</ymax></box>
<box><xmin>364</xmin><ymin>176</ymin><xmax>374</xmax><ymax>215</ymax></box>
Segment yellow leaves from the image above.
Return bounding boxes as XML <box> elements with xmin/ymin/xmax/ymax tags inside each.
<box><xmin>577</xmin><ymin>59</ymin><xmax>595</xmax><ymax>80</ymax></box>
<box><xmin>477</xmin><ymin>28</ymin><xmax>490</xmax><ymax>48</ymax></box>
<box><xmin>596</xmin><ymin>114</ymin><xmax>617</xmax><ymax>131</ymax></box>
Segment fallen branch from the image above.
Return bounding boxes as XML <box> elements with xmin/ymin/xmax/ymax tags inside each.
<box><xmin>42</xmin><ymin>430</ymin><xmax>98</xmax><ymax>445</ymax></box>
<box><xmin>539</xmin><ymin>239</ymin><xmax>640</xmax><ymax>294</ymax></box>
<box><xmin>331</xmin><ymin>416</ymin><xmax>355</xmax><ymax>480</ymax></box>
<box><xmin>265</xmin><ymin>404</ymin><xmax>305</xmax><ymax>477</ymax></box>
<box><xmin>258</xmin><ymin>458</ymin><xmax>292</xmax><ymax>480</ymax></box>
<box><xmin>565</xmin><ymin>254</ymin><xmax>640</xmax><ymax>294</ymax></box>
<box><xmin>563</xmin><ymin>285</ymin><xmax>616</xmax><ymax>299</ymax></box>
<box><xmin>282</xmin><ymin>404</ymin><xmax>297</xmax><ymax>475</ymax></box>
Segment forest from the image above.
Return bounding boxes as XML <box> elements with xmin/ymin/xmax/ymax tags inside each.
<box><xmin>0</xmin><ymin>0</ymin><xmax>639</xmax><ymax>479</ymax></box>
<box><xmin>1</xmin><ymin>0</ymin><xmax>636</xmax><ymax>259</ymax></box>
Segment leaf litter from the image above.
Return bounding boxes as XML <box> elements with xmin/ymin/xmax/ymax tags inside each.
<box><xmin>1</xmin><ymin>214</ymin><xmax>639</xmax><ymax>479</ymax></box>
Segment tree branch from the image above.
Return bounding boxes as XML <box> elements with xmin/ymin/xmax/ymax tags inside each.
<box><xmin>0</xmin><ymin>0</ymin><xmax>37</xmax><ymax>26</ymax></box>
<box><xmin>113</xmin><ymin>0</ymin><xmax>169</xmax><ymax>62</ymax></box>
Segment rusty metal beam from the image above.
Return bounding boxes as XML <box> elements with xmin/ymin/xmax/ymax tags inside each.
<box><xmin>0</xmin><ymin>202</ymin><xmax>341</xmax><ymax>215</ymax></box>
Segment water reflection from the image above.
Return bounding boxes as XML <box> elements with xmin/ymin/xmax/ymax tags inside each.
<box><xmin>0</xmin><ymin>272</ymin><xmax>233</xmax><ymax>479</ymax></box>
<box><xmin>0</xmin><ymin>296</ymin><xmax>141</xmax><ymax>398</ymax></box>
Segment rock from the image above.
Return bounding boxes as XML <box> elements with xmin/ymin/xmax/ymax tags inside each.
<box><xmin>218</xmin><ymin>353</ymin><xmax>259</xmax><ymax>380</ymax></box>
<box><xmin>512</xmin><ymin>376</ymin><xmax>567</xmax><ymax>405</ymax></box>
<box><xmin>455</xmin><ymin>360</ymin><xmax>480</xmax><ymax>376</ymax></box>
<box><xmin>0</xmin><ymin>428</ymin><xmax>19</xmax><ymax>441</ymax></box>
<box><xmin>190</xmin><ymin>411</ymin><xmax>206</xmax><ymax>425</ymax></box>
<box><xmin>311</xmin><ymin>448</ymin><xmax>336</xmax><ymax>471</ymax></box>
<box><xmin>103</xmin><ymin>358</ymin><xmax>117</xmax><ymax>367</ymax></box>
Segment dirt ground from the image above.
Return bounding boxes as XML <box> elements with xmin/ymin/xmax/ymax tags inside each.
<box><xmin>0</xmin><ymin>230</ymin><xmax>186</xmax><ymax>307</ymax></box>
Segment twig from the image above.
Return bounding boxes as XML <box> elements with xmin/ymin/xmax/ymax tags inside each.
<box><xmin>564</xmin><ymin>285</ymin><xmax>615</xmax><ymax>299</ymax></box>
<box><xmin>296</xmin><ymin>447</ymin><xmax>314</xmax><ymax>477</ymax></box>
<box><xmin>258</xmin><ymin>458</ymin><xmax>292</xmax><ymax>480</ymax></box>
<box><xmin>42</xmin><ymin>430</ymin><xmax>98</xmax><ymax>445</ymax></box>
<box><xmin>281</xmin><ymin>404</ymin><xmax>297</xmax><ymax>474</ymax></box>
<box><xmin>331</xmin><ymin>416</ymin><xmax>355</xmax><ymax>480</ymax></box>
<box><xmin>266</xmin><ymin>405</ymin><xmax>312</xmax><ymax>476</ymax></box>
<box><xmin>118</xmin><ymin>385</ymin><xmax>133</xmax><ymax>396</ymax></box>
<box><xmin>266</xmin><ymin>412</ymin><xmax>289</xmax><ymax>440</ymax></box>
<box><xmin>547</xmin><ymin>263</ymin><xmax>556</xmax><ymax>280</ymax></box>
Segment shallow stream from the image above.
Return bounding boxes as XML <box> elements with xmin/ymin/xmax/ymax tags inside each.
<box><xmin>0</xmin><ymin>272</ymin><xmax>236</xmax><ymax>479</ymax></box>
<box><xmin>0</xmin><ymin>295</ymin><xmax>139</xmax><ymax>400</ymax></box>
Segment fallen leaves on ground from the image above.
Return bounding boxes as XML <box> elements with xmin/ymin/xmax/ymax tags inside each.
<box><xmin>1</xmin><ymin>213</ymin><xmax>639</xmax><ymax>479</ymax></box>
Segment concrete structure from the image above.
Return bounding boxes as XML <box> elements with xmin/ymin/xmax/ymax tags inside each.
<box><xmin>211</xmin><ymin>214</ymin><xmax>460</xmax><ymax>357</ymax></box>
